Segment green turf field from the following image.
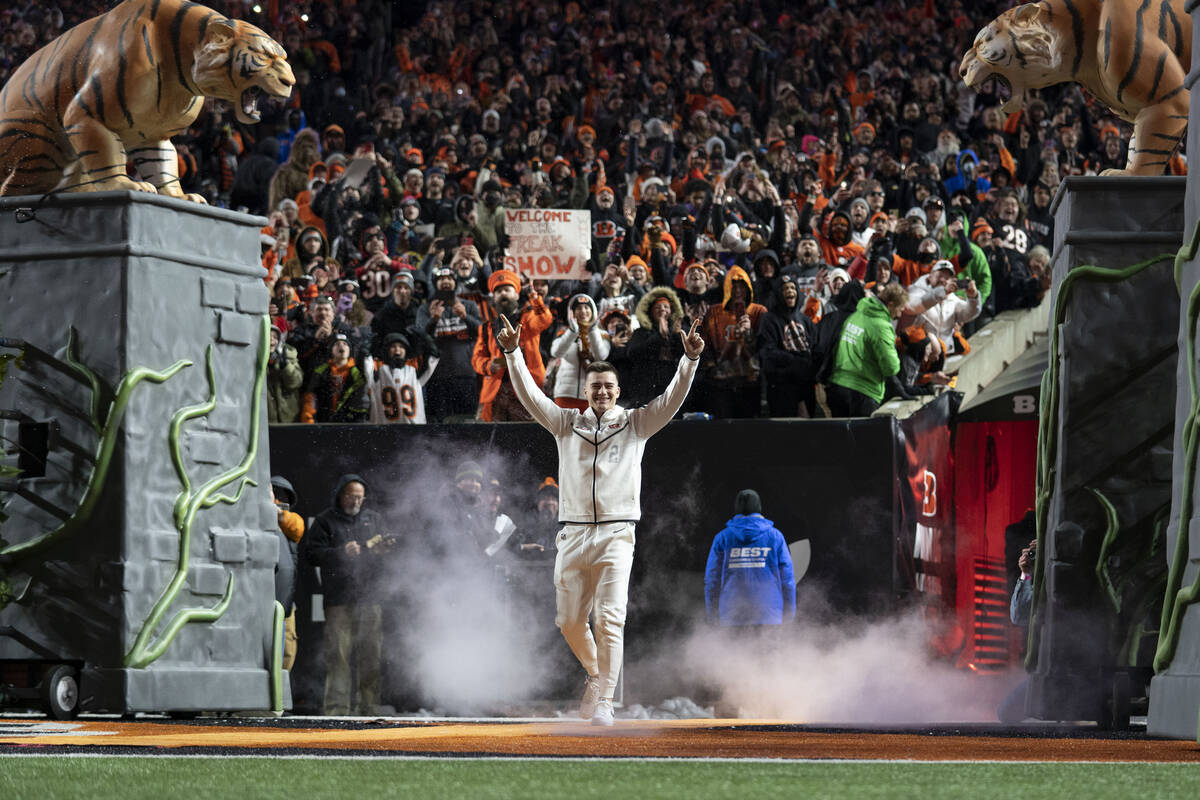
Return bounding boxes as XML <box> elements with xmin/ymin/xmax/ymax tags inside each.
<box><xmin>1</xmin><ymin>757</ymin><xmax>1197</xmax><ymax>799</ymax></box>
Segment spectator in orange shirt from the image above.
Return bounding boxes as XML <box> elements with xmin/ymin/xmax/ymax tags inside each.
<box><xmin>817</xmin><ymin>209</ymin><xmax>865</xmax><ymax>270</ymax></box>
<box><xmin>472</xmin><ymin>270</ymin><xmax>554</xmax><ymax>421</ymax></box>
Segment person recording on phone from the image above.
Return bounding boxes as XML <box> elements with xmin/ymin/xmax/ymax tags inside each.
<box><xmin>997</xmin><ymin>538</ymin><xmax>1037</xmax><ymax>723</ymax></box>
<box><xmin>417</xmin><ymin>266</ymin><xmax>483</xmax><ymax>422</ymax></box>
<box><xmin>437</xmin><ymin>195</ymin><xmax>488</xmax><ymax>245</ymax></box>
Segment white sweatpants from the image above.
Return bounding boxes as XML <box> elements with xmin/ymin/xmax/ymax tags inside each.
<box><xmin>553</xmin><ymin>522</ymin><xmax>635</xmax><ymax>701</ymax></box>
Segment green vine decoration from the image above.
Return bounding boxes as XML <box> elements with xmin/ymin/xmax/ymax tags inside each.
<box><xmin>1091</xmin><ymin>489</ymin><xmax>1121</xmax><ymax>613</ymax></box>
<box><xmin>123</xmin><ymin>316</ymin><xmax>268</xmax><ymax>669</ymax></box>
<box><xmin>60</xmin><ymin>327</ymin><xmax>107</xmax><ymax>435</ymax></box>
<box><xmin>271</xmin><ymin>600</ymin><xmax>285</xmax><ymax>714</ymax></box>
<box><xmin>0</xmin><ymin>358</ymin><xmax>190</xmax><ymax>567</ymax></box>
<box><xmin>1028</xmin><ymin>248</ymin><xmax>1177</xmax><ymax>669</ymax></box>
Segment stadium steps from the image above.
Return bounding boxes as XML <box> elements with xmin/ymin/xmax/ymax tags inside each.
<box><xmin>876</xmin><ymin>300</ymin><xmax>1051</xmax><ymax>420</ymax></box>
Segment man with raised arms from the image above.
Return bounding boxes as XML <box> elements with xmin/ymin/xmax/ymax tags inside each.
<box><xmin>497</xmin><ymin>313</ymin><xmax>705</xmax><ymax>725</ymax></box>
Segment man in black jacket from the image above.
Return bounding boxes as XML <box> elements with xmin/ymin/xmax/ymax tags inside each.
<box><xmin>759</xmin><ymin>276</ymin><xmax>818</xmax><ymax>417</ymax></box>
<box><xmin>300</xmin><ymin>474</ymin><xmax>386</xmax><ymax>716</ymax></box>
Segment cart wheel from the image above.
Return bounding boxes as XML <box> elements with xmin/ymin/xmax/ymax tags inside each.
<box><xmin>43</xmin><ymin>665</ymin><xmax>79</xmax><ymax>720</ymax></box>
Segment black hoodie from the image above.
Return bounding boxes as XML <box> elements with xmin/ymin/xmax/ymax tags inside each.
<box><xmin>758</xmin><ymin>288</ymin><xmax>817</xmax><ymax>385</ymax></box>
<box><xmin>751</xmin><ymin>249</ymin><xmax>782</xmax><ymax>310</ymax></box>
<box><xmin>299</xmin><ymin>474</ymin><xmax>382</xmax><ymax>606</ymax></box>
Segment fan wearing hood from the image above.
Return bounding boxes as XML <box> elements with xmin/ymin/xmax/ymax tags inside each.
<box><xmin>270</xmin><ymin>128</ymin><xmax>321</xmax><ymax>212</ymax></box>
<box><xmin>704</xmin><ymin>490</ymin><xmax>795</xmax><ymax>627</ymax></box>
<box><xmin>751</xmin><ymin>249</ymin><xmax>783</xmax><ymax>311</ymax></box>
<box><xmin>282</xmin><ymin>225</ymin><xmax>341</xmax><ymax>283</ymax></box>
<box><xmin>588</xmin><ymin>186</ymin><xmax>627</xmax><ymax>272</ymax></box>
<box><xmin>437</xmin><ymin>194</ymin><xmax>488</xmax><ymax>244</ymax></box>
<box><xmin>817</xmin><ymin>209</ymin><xmax>865</xmax><ymax>269</ymax></box>
<box><xmin>299</xmin><ymin>474</ymin><xmax>385</xmax><ymax>716</ymax></box>
<box><xmin>267</xmin><ymin>322</ymin><xmax>304</xmax><ymax>423</ymax></box>
<box><xmin>758</xmin><ymin>276</ymin><xmax>819</xmax><ymax>418</ymax></box>
<box><xmin>943</xmin><ymin>149</ymin><xmax>990</xmax><ymax>199</ymax></box>
<box><xmin>626</xmin><ymin>287</ymin><xmax>687</xmax><ymax>408</ymax></box>
<box><xmin>550</xmin><ymin>294</ymin><xmax>612</xmax><ymax>410</ymax></box>
<box><xmin>269</xmin><ymin>475</ymin><xmax>303</xmax><ymax>670</ymax></box>
<box><xmin>700</xmin><ymin>266</ymin><xmax>767</xmax><ymax>418</ymax></box>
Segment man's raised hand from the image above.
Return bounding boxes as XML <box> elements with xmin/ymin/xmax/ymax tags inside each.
<box><xmin>497</xmin><ymin>313</ymin><xmax>521</xmax><ymax>352</ymax></box>
<box><xmin>681</xmin><ymin>318</ymin><xmax>705</xmax><ymax>360</ymax></box>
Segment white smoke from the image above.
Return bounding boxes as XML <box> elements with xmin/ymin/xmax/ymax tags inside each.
<box><xmin>361</xmin><ymin>447</ymin><xmax>567</xmax><ymax>715</ymax></box>
<box><xmin>675</xmin><ymin>609</ymin><xmax>1012</xmax><ymax>723</ymax></box>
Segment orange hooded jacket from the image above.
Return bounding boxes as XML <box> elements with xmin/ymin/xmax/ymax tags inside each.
<box><xmin>701</xmin><ymin>265</ymin><xmax>767</xmax><ymax>362</ymax></box>
<box><xmin>471</xmin><ymin>293</ymin><xmax>554</xmax><ymax>420</ymax></box>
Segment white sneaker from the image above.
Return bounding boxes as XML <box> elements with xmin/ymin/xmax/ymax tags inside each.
<box><xmin>579</xmin><ymin>674</ymin><xmax>602</xmax><ymax>719</ymax></box>
<box><xmin>591</xmin><ymin>699</ymin><xmax>614</xmax><ymax>727</ymax></box>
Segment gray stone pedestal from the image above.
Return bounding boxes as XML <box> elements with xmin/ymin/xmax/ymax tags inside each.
<box><xmin>0</xmin><ymin>192</ymin><xmax>286</xmax><ymax>714</ymax></box>
<box><xmin>1147</xmin><ymin>4</ymin><xmax>1200</xmax><ymax>733</ymax></box>
<box><xmin>1031</xmin><ymin>177</ymin><xmax>1183</xmax><ymax>726</ymax></box>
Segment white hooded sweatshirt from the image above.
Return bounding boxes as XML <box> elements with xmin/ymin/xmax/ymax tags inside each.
<box><xmin>550</xmin><ymin>294</ymin><xmax>612</xmax><ymax>400</ymax></box>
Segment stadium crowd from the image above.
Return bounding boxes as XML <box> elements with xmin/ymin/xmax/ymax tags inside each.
<box><xmin>2</xmin><ymin>0</ymin><xmax>1162</xmax><ymax>422</ymax></box>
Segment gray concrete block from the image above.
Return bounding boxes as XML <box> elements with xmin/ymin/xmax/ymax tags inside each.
<box><xmin>206</xmin><ymin>402</ymin><xmax>244</xmax><ymax>434</ymax></box>
<box><xmin>207</xmin><ymin>625</ymin><xmax>248</xmax><ymax>661</ymax></box>
<box><xmin>217</xmin><ymin>312</ymin><xmax>255</xmax><ymax>346</ymax></box>
<box><xmin>188</xmin><ymin>563</ymin><xmax>230</xmax><ymax>596</ymax></box>
<box><xmin>236</xmin><ymin>281</ymin><xmax>268</xmax><ymax>314</ymax></box>
<box><xmin>186</xmin><ymin>430</ymin><xmax>227</xmax><ymax>465</ymax></box>
<box><xmin>211</xmin><ymin>529</ymin><xmax>248</xmax><ymax>563</ymax></box>
<box><xmin>247</xmin><ymin>530</ymin><xmax>279</xmax><ymax>564</ymax></box>
<box><xmin>258</xmin><ymin>497</ymin><xmax>279</xmax><ymax>531</ymax></box>
<box><xmin>149</xmin><ymin>531</ymin><xmax>179</xmax><ymax>563</ymax></box>
<box><xmin>201</xmin><ymin>276</ymin><xmax>236</xmax><ymax>309</ymax></box>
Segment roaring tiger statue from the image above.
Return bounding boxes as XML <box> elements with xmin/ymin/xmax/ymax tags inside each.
<box><xmin>960</xmin><ymin>0</ymin><xmax>1191</xmax><ymax>176</ymax></box>
<box><xmin>0</xmin><ymin>0</ymin><xmax>294</xmax><ymax>202</ymax></box>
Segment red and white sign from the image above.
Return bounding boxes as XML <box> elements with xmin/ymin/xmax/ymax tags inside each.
<box><xmin>503</xmin><ymin>208</ymin><xmax>591</xmax><ymax>281</ymax></box>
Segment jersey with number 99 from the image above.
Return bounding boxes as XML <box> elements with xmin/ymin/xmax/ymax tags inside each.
<box><xmin>364</xmin><ymin>356</ymin><xmax>438</xmax><ymax>424</ymax></box>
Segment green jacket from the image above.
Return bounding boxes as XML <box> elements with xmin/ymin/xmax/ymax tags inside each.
<box><xmin>939</xmin><ymin>213</ymin><xmax>993</xmax><ymax>303</ymax></box>
<box><xmin>829</xmin><ymin>295</ymin><xmax>901</xmax><ymax>402</ymax></box>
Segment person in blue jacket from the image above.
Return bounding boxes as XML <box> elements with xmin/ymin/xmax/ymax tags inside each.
<box><xmin>704</xmin><ymin>490</ymin><xmax>796</xmax><ymax>628</ymax></box>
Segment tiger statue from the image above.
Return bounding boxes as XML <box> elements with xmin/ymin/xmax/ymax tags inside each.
<box><xmin>0</xmin><ymin>0</ymin><xmax>294</xmax><ymax>202</ymax></box>
<box><xmin>959</xmin><ymin>0</ymin><xmax>1191</xmax><ymax>176</ymax></box>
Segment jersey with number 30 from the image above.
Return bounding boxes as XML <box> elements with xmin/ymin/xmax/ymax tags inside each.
<box><xmin>364</xmin><ymin>356</ymin><xmax>439</xmax><ymax>424</ymax></box>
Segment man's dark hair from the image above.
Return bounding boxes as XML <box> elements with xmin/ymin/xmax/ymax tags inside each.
<box><xmin>584</xmin><ymin>361</ymin><xmax>618</xmax><ymax>377</ymax></box>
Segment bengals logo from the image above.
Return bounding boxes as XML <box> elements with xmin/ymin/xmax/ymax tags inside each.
<box><xmin>593</xmin><ymin>220</ymin><xmax>619</xmax><ymax>238</ymax></box>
